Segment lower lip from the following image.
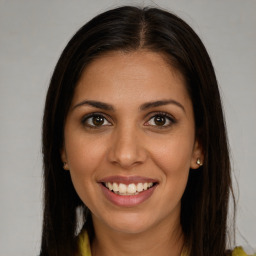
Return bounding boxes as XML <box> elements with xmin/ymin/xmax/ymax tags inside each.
<box><xmin>100</xmin><ymin>183</ymin><xmax>157</xmax><ymax>207</ymax></box>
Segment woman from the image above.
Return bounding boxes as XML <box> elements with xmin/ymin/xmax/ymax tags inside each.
<box><xmin>40</xmin><ymin>6</ymin><xmax>249</xmax><ymax>256</ymax></box>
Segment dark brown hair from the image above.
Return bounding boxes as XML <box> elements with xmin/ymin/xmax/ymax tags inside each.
<box><xmin>41</xmin><ymin>6</ymin><xmax>233</xmax><ymax>256</ymax></box>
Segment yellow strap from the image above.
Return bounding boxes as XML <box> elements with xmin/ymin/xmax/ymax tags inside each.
<box><xmin>232</xmin><ymin>246</ymin><xmax>254</xmax><ymax>256</ymax></box>
<box><xmin>181</xmin><ymin>246</ymin><xmax>188</xmax><ymax>256</ymax></box>
<box><xmin>180</xmin><ymin>247</ymin><xmax>251</xmax><ymax>256</ymax></box>
<box><xmin>79</xmin><ymin>230</ymin><xmax>91</xmax><ymax>256</ymax></box>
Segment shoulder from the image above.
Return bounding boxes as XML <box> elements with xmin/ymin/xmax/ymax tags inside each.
<box><xmin>232</xmin><ymin>246</ymin><xmax>256</xmax><ymax>256</ymax></box>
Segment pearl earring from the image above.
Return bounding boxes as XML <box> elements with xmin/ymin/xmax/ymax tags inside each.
<box><xmin>196</xmin><ymin>158</ymin><xmax>203</xmax><ymax>166</ymax></box>
<box><xmin>63</xmin><ymin>162</ymin><xmax>69</xmax><ymax>170</ymax></box>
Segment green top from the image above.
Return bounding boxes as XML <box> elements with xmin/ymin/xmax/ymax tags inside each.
<box><xmin>78</xmin><ymin>230</ymin><xmax>253</xmax><ymax>256</ymax></box>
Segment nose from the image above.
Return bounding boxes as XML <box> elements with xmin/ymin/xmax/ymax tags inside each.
<box><xmin>107</xmin><ymin>125</ymin><xmax>147</xmax><ymax>169</ymax></box>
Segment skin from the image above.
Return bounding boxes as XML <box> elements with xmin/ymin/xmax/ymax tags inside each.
<box><xmin>62</xmin><ymin>51</ymin><xmax>203</xmax><ymax>256</ymax></box>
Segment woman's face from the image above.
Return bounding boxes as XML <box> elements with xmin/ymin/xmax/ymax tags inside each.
<box><xmin>62</xmin><ymin>51</ymin><xmax>203</xmax><ymax>235</ymax></box>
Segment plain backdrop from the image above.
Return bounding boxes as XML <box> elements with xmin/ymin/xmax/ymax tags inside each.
<box><xmin>0</xmin><ymin>0</ymin><xmax>255</xmax><ymax>255</ymax></box>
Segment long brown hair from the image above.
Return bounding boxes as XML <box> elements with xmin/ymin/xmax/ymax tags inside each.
<box><xmin>41</xmin><ymin>6</ymin><xmax>233</xmax><ymax>256</ymax></box>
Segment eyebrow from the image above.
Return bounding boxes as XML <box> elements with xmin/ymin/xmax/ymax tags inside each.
<box><xmin>72</xmin><ymin>99</ymin><xmax>185</xmax><ymax>112</ymax></box>
<box><xmin>72</xmin><ymin>100</ymin><xmax>114</xmax><ymax>111</ymax></box>
<box><xmin>140</xmin><ymin>100</ymin><xmax>185</xmax><ymax>112</ymax></box>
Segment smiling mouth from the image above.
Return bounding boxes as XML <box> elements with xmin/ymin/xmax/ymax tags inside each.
<box><xmin>102</xmin><ymin>182</ymin><xmax>157</xmax><ymax>196</ymax></box>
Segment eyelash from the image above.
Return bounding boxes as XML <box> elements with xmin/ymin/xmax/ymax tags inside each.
<box><xmin>81</xmin><ymin>112</ymin><xmax>176</xmax><ymax>129</ymax></box>
<box><xmin>81</xmin><ymin>113</ymin><xmax>112</xmax><ymax>129</ymax></box>
<box><xmin>145</xmin><ymin>112</ymin><xmax>176</xmax><ymax>128</ymax></box>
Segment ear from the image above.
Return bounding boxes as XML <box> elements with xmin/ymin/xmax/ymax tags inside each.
<box><xmin>61</xmin><ymin>147</ymin><xmax>69</xmax><ymax>170</ymax></box>
<box><xmin>190</xmin><ymin>139</ymin><xmax>204</xmax><ymax>169</ymax></box>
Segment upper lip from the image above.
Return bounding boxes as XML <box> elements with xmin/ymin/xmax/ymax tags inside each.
<box><xmin>98</xmin><ymin>175</ymin><xmax>158</xmax><ymax>185</ymax></box>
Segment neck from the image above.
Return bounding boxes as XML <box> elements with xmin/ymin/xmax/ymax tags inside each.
<box><xmin>91</xmin><ymin>215</ymin><xmax>184</xmax><ymax>256</ymax></box>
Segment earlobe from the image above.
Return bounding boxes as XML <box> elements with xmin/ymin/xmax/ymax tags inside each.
<box><xmin>63</xmin><ymin>162</ymin><xmax>69</xmax><ymax>170</ymax></box>
<box><xmin>61</xmin><ymin>148</ymin><xmax>69</xmax><ymax>170</ymax></box>
<box><xmin>190</xmin><ymin>139</ymin><xmax>204</xmax><ymax>169</ymax></box>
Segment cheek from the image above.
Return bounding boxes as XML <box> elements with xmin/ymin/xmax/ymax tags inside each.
<box><xmin>152</xmin><ymin>137</ymin><xmax>192</xmax><ymax>206</ymax></box>
<box><xmin>151</xmin><ymin>133</ymin><xmax>194</xmax><ymax>175</ymax></box>
<box><xmin>65</xmin><ymin>132</ymin><xmax>106</xmax><ymax>173</ymax></box>
<box><xmin>64</xmin><ymin>132</ymin><xmax>107</xmax><ymax>200</ymax></box>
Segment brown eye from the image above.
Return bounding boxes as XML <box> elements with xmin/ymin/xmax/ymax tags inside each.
<box><xmin>154</xmin><ymin>115</ymin><xmax>167</xmax><ymax>126</ymax></box>
<box><xmin>82</xmin><ymin>114</ymin><xmax>111</xmax><ymax>128</ymax></box>
<box><xmin>92</xmin><ymin>115</ymin><xmax>104</xmax><ymax>126</ymax></box>
<box><xmin>145</xmin><ymin>113</ymin><xmax>174</xmax><ymax>128</ymax></box>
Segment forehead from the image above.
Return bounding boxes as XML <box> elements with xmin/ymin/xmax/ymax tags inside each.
<box><xmin>72</xmin><ymin>50</ymin><xmax>191</xmax><ymax>108</ymax></box>
<box><xmin>79</xmin><ymin>50</ymin><xmax>185</xmax><ymax>84</ymax></box>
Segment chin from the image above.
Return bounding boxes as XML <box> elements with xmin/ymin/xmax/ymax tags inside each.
<box><xmin>103</xmin><ymin>212</ymin><xmax>157</xmax><ymax>234</ymax></box>
<box><xmin>110</xmin><ymin>223</ymin><xmax>151</xmax><ymax>234</ymax></box>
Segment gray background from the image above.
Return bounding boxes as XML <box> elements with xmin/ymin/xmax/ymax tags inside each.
<box><xmin>0</xmin><ymin>0</ymin><xmax>255</xmax><ymax>255</ymax></box>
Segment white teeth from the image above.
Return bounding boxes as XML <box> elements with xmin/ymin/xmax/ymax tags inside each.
<box><xmin>127</xmin><ymin>184</ymin><xmax>136</xmax><ymax>194</ymax></box>
<box><xmin>107</xmin><ymin>182</ymin><xmax>113</xmax><ymax>191</ymax></box>
<box><xmin>119</xmin><ymin>183</ymin><xmax>127</xmax><ymax>194</ymax></box>
<box><xmin>137</xmin><ymin>183</ymin><xmax>144</xmax><ymax>192</ymax></box>
<box><xmin>113</xmin><ymin>182</ymin><xmax>119</xmax><ymax>192</ymax></box>
<box><xmin>104</xmin><ymin>182</ymin><xmax>154</xmax><ymax>195</ymax></box>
